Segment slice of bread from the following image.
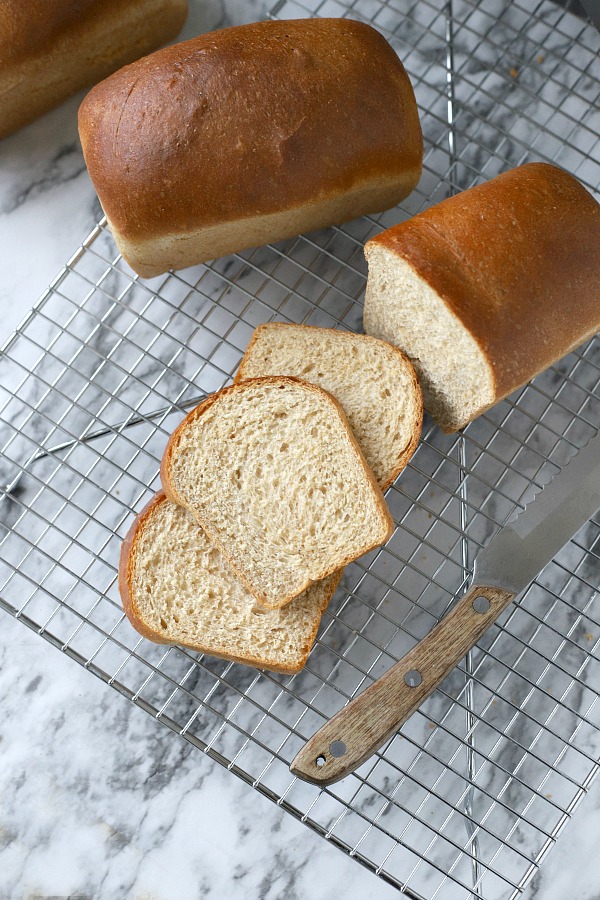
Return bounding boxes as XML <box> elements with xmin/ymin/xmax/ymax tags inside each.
<box><xmin>161</xmin><ymin>376</ymin><xmax>393</xmax><ymax>609</ymax></box>
<box><xmin>119</xmin><ymin>492</ymin><xmax>340</xmax><ymax>673</ymax></box>
<box><xmin>234</xmin><ymin>324</ymin><xmax>422</xmax><ymax>489</ymax></box>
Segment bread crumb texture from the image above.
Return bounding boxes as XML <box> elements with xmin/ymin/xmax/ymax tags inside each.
<box><xmin>364</xmin><ymin>247</ymin><xmax>494</xmax><ymax>431</ymax></box>
<box><xmin>128</xmin><ymin>495</ymin><xmax>335</xmax><ymax>671</ymax></box>
<box><xmin>164</xmin><ymin>377</ymin><xmax>391</xmax><ymax>608</ymax></box>
<box><xmin>236</xmin><ymin>324</ymin><xmax>422</xmax><ymax>488</ymax></box>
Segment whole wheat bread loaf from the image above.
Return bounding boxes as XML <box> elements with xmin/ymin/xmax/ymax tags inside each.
<box><xmin>119</xmin><ymin>492</ymin><xmax>338</xmax><ymax>673</ymax></box>
<box><xmin>235</xmin><ymin>324</ymin><xmax>422</xmax><ymax>489</ymax></box>
<box><xmin>0</xmin><ymin>0</ymin><xmax>187</xmax><ymax>139</ymax></box>
<box><xmin>161</xmin><ymin>376</ymin><xmax>393</xmax><ymax>609</ymax></box>
<box><xmin>78</xmin><ymin>18</ymin><xmax>422</xmax><ymax>278</ymax></box>
<box><xmin>364</xmin><ymin>163</ymin><xmax>600</xmax><ymax>432</ymax></box>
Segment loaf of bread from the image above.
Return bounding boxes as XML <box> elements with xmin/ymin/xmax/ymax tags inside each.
<box><xmin>364</xmin><ymin>163</ymin><xmax>600</xmax><ymax>432</ymax></box>
<box><xmin>119</xmin><ymin>492</ymin><xmax>339</xmax><ymax>673</ymax></box>
<box><xmin>0</xmin><ymin>0</ymin><xmax>187</xmax><ymax>140</ymax></box>
<box><xmin>235</xmin><ymin>324</ymin><xmax>422</xmax><ymax>489</ymax></box>
<box><xmin>78</xmin><ymin>18</ymin><xmax>423</xmax><ymax>278</ymax></box>
<box><xmin>161</xmin><ymin>377</ymin><xmax>393</xmax><ymax>610</ymax></box>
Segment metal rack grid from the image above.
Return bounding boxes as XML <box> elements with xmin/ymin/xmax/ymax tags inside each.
<box><xmin>0</xmin><ymin>0</ymin><xmax>599</xmax><ymax>897</ymax></box>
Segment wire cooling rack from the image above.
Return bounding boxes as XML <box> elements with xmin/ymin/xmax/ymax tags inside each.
<box><xmin>1</xmin><ymin>1</ymin><xmax>600</xmax><ymax>897</ymax></box>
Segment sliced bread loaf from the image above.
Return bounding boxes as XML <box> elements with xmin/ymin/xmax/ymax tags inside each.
<box><xmin>119</xmin><ymin>492</ymin><xmax>339</xmax><ymax>673</ymax></box>
<box><xmin>234</xmin><ymin>324</ymin><xmax>422</xmax><ymax>489</ymax></box>
<box><xmin>363</xmin><ymin>162</ymin><xmax>600</xmax><ymax>432</ymax></box>
<box><xmin>161</xmin><ymin>376</ymin><xmax>393</xmax><ymax>609</ymax></box>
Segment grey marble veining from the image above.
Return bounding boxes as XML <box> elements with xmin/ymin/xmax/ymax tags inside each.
<box><xmin>1</xmin><ymin>1</ymin><xmax>600</xmax><ymax>899</ymax></box>
<box><xmin>0</xmin><ymin>613</ymin><xmax>398</xmax><ymax>900</ymax></box>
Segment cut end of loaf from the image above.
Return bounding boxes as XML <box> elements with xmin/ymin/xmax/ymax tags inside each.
<box><xmin>161</xmin><ymin>377</ymin><xmax>393</xmax><ymax>609</ymax></box>
<box><xmin>120</xmin><ymin>493</ymin><xmax>338</xmax><ymax>673</ymax></box>
<box><xmin>364</xmin><ymin>245</ymin><xmax>495</xmax><ymax>432</ymax></box>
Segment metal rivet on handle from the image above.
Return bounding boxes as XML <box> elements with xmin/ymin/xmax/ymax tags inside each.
<box><xmin>472</xmin><ymin>595</ymin><xmax>491</xmax><ymax>614</ymax></box>
<box><xmin>404</xmin><ymin>669</ymin><xmax>422</xmax><ymax>687</ymax></box>
<box><xmin>329</xmin><ymin>740</ymin><xmax>347</xmax><ymax>758</ymax></box>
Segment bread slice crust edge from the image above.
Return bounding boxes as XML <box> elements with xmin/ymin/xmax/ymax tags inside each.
<box><xmin>119</xmin><ymin>491</ymin><xmax>341</xmax><ymax>673</ymax></box>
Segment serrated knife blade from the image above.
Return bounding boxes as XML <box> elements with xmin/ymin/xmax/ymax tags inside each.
<box><xmin>474</xmin><ymin>429</ymin><xmax>600</xmax><ymax>593</ymax></box>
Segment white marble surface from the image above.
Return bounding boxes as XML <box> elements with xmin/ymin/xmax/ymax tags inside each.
<box><xmin>0</xmin><ymin>1</ymin><xmax>599</xmax><ymax>899</ymax></box>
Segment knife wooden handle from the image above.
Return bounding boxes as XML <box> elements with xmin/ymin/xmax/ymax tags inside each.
<box><xmin>290</xmin><ymin>583</ymin><xmax>516</xmax><ymax>785</ymax></box>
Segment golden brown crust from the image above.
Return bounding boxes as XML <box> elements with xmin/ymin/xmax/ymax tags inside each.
<box><xmin>379</xmin><ymin>359</ymin><xmax>422</xmax><ymax>490</ymax></box>
<box><xmin>118</xmin><ymin>490</ymin><xmax>340</xmax><ymax>673</ymax></box>
<box><xmin>160</xmin><ymin>392</ymin><xmax>218</xmax><ymax>508</ymax></box>
<box><xmin>0</xmin><ymin>0</ymin><xmax>187</xmax><ymax>139</ymax></box>
<box><xmin>160</xmin><ymin>376</ymin><xmax>394</xmax><ymax>608</ymax></box>
<box><xmin>1</xmin><ymin>0</ymin><xmax>156</xmax><ymax>64</ymax></box>
<box><xmin>234</xmin><ymin>323</ymin><xmax>423</xmax><ymax>490</ymax></box>
<box><xmin>366</xmin><ymin>163</ymin><xmax>600</xmax><ymax>404</ymax></box>
<box><xmin>78</xmin><ymin>18</ymin><xmax>422</xmax><ymax>253</ymax></box>
<box><xmin>118</xmin><ymin>490</ymin><xmax>174</xmax><ymax>646</ymax></box>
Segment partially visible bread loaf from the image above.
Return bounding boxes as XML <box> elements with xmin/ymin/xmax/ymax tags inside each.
<box><xmin>235</xmin><ymin>324</ymin><xmax>422</xmax><ymax>489</ymax></box>
<box><xmin>0</xmin><ymin>0</ymin><xmax>187</xmax><ymax>140</ymax></box>
<box><xmin>364</xmin><ymin>163</ymin><xmax>600</xmax><ymax>432</ymax></box>
<box><xmin>78</xmin><ymin>18</ymin><xmax>423</xmax><ymax>278</ymax></box>
<box><xmin>119</xmin><ymin>492</ymin><xmax>339</xmax><ymax>673</ymax></box>
<box><xmin>161</xmin><ymin>377</ymin><xmax>393</xmax><ymax>610</ymax></box>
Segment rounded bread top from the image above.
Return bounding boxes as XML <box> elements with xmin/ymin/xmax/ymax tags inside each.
<box><xmin>78</xmin><ymin>17</ymin><xmax>422</xmax><ymax>241</ymax></box>
<box><xmin>0</xmin><ymin>0</ymin><xmax>170</xmax><ymax>65</ymax></box>
<box><xmin>366</xmin><ymin>162</ymin><xmax>600</xmax><ymax>397</ymax></box>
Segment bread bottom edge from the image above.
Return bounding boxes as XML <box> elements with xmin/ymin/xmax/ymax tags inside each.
<box><xmin>109</xmin><ymin>171</ymin><xmax>421</xmax><ymax>278</ymax></box>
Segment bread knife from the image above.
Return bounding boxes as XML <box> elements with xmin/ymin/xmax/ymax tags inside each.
<box><xmin>290</xmin><ymin>429</ymin><xmax>600</xmax><ymax>785</ymax></box>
